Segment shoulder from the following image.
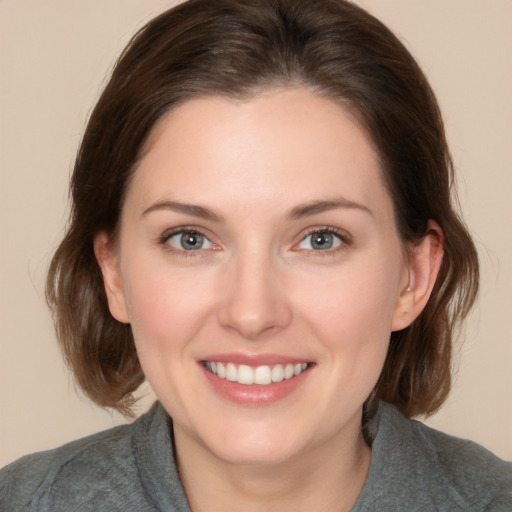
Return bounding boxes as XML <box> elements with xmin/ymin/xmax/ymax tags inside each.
<box><xmin>356</xmin><ymin>402</ymin><xmax>512</xmax><ymax>511</ymax></box>
<box><xmin>411</xmin><ymin>415</ymin><xmax>512</xmax><ymax>510</ymax></box>
<box><xmin>0</xmin><ymin>403</ymin><xmax>166</xmax><ymax>512</ymax></box>
<box><xmin>410</xmin><ymin>413</ymin><xmax>512</xmax><ymax>504</ymax></box>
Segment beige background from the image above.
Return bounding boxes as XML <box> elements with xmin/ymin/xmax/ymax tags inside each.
<box><xmin>1</xmin><ymin>1</ymin><xmax>511</xmax><ymax>467</ymax></box>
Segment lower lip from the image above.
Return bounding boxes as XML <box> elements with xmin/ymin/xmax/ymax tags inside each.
<box><xmin>201</xmin><ymin>364</ymin><xmax>312</xmax><ymax>406</ymax></box>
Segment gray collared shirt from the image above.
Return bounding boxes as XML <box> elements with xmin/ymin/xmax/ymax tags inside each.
<box><xmin>1</xmin><ymin>401</ymin><xmax>511</xmax><ymax>511</ymax></box>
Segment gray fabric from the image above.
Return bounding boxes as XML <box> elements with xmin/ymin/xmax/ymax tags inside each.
<box><xmin>353</xmin><ymin>404</ymin><xmax>512</xmax><ymax>511</ymax></box>
<box><xmin>1</xmin><ymin>401</ymin><xmax>511</xmax><ymax>511</ymax></box>
<box><xmin>0</xmin><ymin>403</ymin><xmax>191</xmax><ymax>512</ymax></box>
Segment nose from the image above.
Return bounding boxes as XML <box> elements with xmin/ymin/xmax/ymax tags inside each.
<box><xmin>217</xmin><ymin>250</ymin><xmax>293</xmax><ymax>340</ymax></box>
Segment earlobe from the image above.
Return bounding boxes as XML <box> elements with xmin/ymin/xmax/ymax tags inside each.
<box><xmin>93</xmin><ymin>232</ymin><xmax>130</xmax><ymax>324</ymax></box>
<box><xmin>391</xmin><ymin>220</ymin><xmax>444</xmax><ymax>331</ymax></box>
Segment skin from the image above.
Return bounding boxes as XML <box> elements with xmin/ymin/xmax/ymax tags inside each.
<box><xmin>95</xmin><ymin>88</ymin><xmax>443</xmax><ymax>511</ymax></box>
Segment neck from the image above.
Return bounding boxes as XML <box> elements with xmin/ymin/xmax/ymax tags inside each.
<box><xmin>173</xmin><ymin>415</ymin><xmax>371</xmax><ymax>512</ymax></box>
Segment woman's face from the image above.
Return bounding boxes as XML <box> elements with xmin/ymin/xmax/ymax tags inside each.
<box><xmin>100</xmin><ymin>88</ymin><xmax>412</xmax><ymax>465</ymax></box>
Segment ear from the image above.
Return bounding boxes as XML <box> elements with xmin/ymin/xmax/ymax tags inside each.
<box><xmin>391</xmin><ymin>220</ymin><xmax>444</xmax><ymax>331</ymax></box>
<box><xmin>94</xmin><ymin>232</ymin><xmax>130</xmax><ymax>324</ymax></box>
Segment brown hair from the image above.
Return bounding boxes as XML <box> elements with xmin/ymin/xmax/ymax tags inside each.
<box><xmin>47</xmin><ymin>0</ymin><xmax>478</xmax><ymax>418</ymax></box>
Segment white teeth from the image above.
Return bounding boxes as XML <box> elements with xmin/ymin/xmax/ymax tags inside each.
<box><xmin>205</xmin><ymin>361</ymin><xmax>309</xmax><ymax>386</ymax></box>
<box><xmin>237</xmin><ymin>364</ymin><xmax>254</xmax><ymax>385</ymax></box>
<box><xmin>284</xmin><ymin>364</ymin><xmax>295</xmax><ymax>379</ymax></box>
<box><xmin>271</xmin><ymin>364</ymin><xmax>284</xmax><ymax>382</ymax></box>
<box><xmin>254</xmin><ymin>365</ymin><xmax>272</xmax><ymax>385</ymax></box>
<box><xmin>217</xmin><ymin>362</ymin><xmax>226</xmax><ymax>378</ymax></box>
<box><xmin>226</xmin><ymin>363</ymin><xmax>237</xmax><ymax>382</ymax></box>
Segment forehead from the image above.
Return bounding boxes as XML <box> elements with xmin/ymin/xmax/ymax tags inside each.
<box><xmin>127</xmin><ymin>87</ymin><xmax>392</xmax><ymax>221</ymax></box>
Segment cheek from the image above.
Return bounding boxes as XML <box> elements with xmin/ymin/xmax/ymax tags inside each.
<box><xmin>120</xmin><ymin>262</ymin><xmax>219</xmax><ymax>401</ymax></box>
<box><xmin>295</xmin><ymin>256</ymin><xmax>402</xmax><ymax>358</ymax></box>
<box><xmin>121</xmin><ymin>262</ymin><xmax>216</xmax><ymax>351</ymax></box>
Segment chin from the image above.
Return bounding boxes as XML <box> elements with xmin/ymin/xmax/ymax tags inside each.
<box><xmin>196</xmin><ymin>418</ymin><xmax>316</xmax><ymax>467</ymax></box>
<box><xmin>212</xmin><ymin>438</ymin><xmax>304</xmax><ymax>467</ymax></box>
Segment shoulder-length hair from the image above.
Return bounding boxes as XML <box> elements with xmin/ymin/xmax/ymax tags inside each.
<box><xmin>47</xmin><ymin>0</ymin><xmax>478</xmax><ymax>418</ymax></box>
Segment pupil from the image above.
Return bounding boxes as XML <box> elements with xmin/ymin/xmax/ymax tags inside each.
<box><xmin>312</xmin><ymin>233</ymin><xmax>332</xmax><ymax>250</ymax></box>
<box><xmin>181</xmin><ymin>233</ymin><xmax>203</xmax><ymax>250</ymax></box>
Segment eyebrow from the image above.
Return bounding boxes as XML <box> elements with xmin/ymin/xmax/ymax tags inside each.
<box><xmin>142</xmin><ymin>201</ymin><xmax>225</xmax><ymax>222</ymax></box>
<box><xmin>288</xmin><ymin>199</ymin><xmax>373</xmax><ymax>219</ymax></box>
<box><xmin>141</xmin><ymin>197</ymin><xmax>372</xmax><ymax>222</ymax></box>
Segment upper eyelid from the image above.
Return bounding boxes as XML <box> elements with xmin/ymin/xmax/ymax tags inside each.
<box><xmin>299</xmin><ymin>226</ymin><xmax>351</xmax><ymax>242</ymax></box>
<box><xmin>160</xmin><ymin>226</ymin><xmax>213</xmax><ymax>240</ymax></box>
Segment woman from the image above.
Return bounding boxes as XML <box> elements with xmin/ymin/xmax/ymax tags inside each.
<box><xmin>1</xmin><ymin>0</ymin><xmax>510</xmax><ymax>510</ymax></box>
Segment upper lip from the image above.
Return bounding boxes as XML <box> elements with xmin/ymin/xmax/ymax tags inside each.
<box><xmin>201</xmin><ymin>353</ymin><xmax>312</xmax><ymax>366</ymax></box>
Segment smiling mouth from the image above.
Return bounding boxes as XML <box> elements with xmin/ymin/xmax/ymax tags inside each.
<box><xmin>204</xmin><ymin>361</ymin><xmax>309</xmax><ymax>386</ymax></box>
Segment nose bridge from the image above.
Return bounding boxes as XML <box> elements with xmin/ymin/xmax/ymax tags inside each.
<box><xmin>217</xmin><ymin>243</ymin><xmax>292</xmax><ymax>340</ymax></box>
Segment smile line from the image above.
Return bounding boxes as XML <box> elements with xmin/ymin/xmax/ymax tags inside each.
<box><xmin>204</xmin><ymin>361</ymin><xmax>309</xmax><ymax>386</ymax></box>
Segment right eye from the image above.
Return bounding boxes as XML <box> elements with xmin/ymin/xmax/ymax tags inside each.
<box><xmin>297</xmin><ymin>230</ymin><xmax>343</xmax><ymax>251</ymax></box>
<box><xmin>165</xmin><ymin>231</ymin><xmax>215</xmax><ymax>251</ymax></box>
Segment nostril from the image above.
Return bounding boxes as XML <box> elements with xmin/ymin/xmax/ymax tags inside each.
<box><xmin>218</xmin><ymin>307</ymin><xmax>292</xmax><ymax>340</ymax></box>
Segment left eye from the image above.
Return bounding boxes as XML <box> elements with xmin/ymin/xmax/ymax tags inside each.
<box><xmin>297</xmin><ymin>231</ymin><xmax>343</xmax><ymax>251</ymax></box>
<box><xmin>166</xmin><ymin>231</ymin><xmax>214</xmax><ymax>251</ymax></box>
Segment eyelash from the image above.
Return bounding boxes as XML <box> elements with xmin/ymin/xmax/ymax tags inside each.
<box><xmin>294</xmin><ymin>227</ymin><xmax>352</xmax><ymax>256</ymax></box>
<box><xmin>159</xmin><ymin>227</ymin><xmax>218</xmax><ymax>257</ymax></box>
<box><xmin>158</xmin><ymin>226</ymin><xmax>352</xmax><ymax>257</ymax></box>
